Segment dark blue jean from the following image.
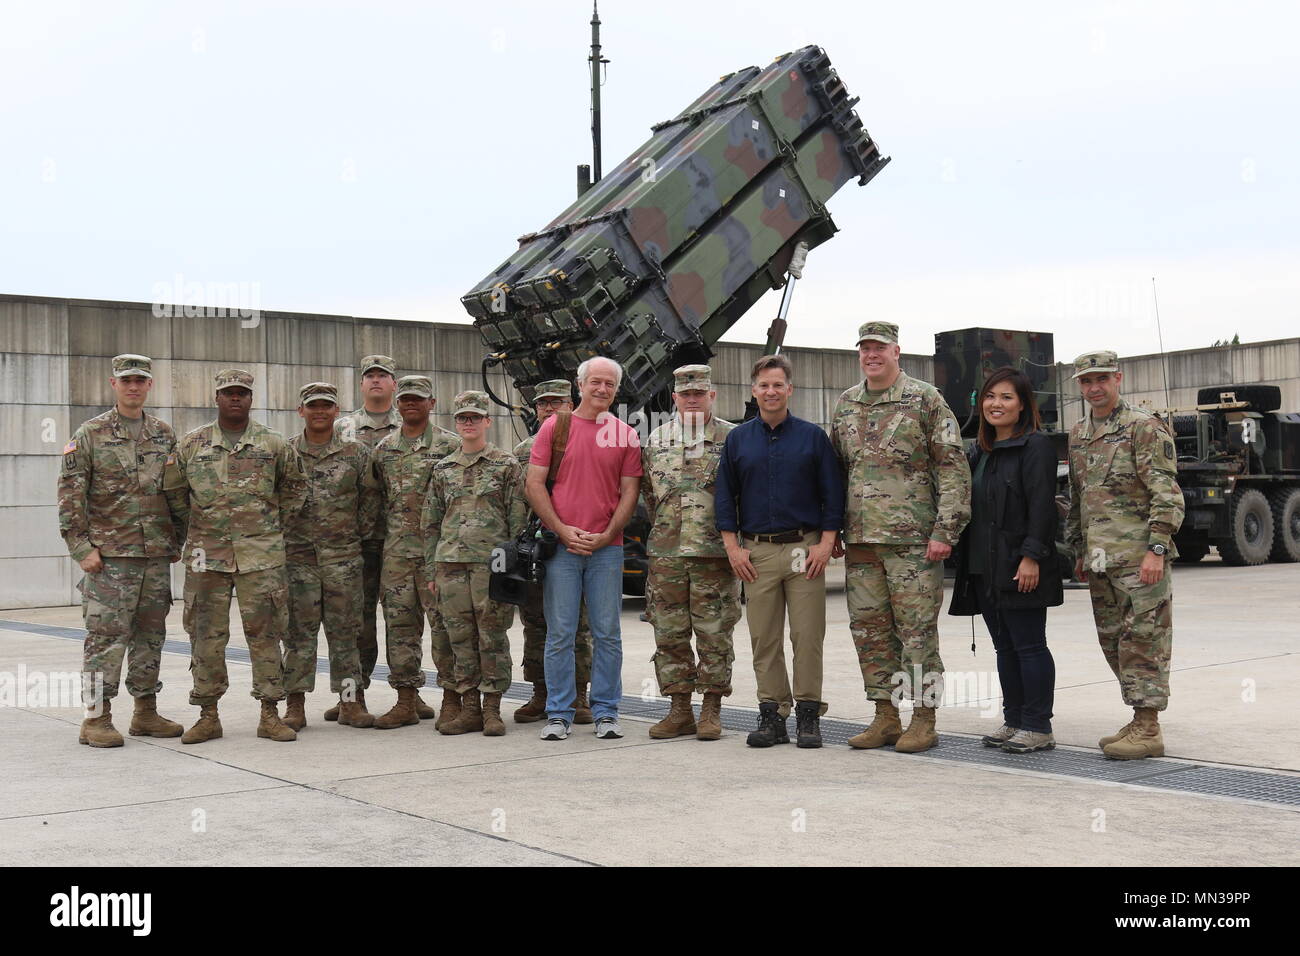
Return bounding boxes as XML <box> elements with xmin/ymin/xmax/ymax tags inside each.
<box><xmin>974</xmin><ymin>580</ymin><xmax>1055</xmax><ymax>733</ymax></box>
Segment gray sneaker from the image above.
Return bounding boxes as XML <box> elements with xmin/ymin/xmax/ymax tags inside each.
<box><xmin>540</xmin><ymin>718</ymin><xmax>570</xmax><ymax>741</ymax></box>
<box><xmin>594</xmin><ymin>717</ymin><xmax>623</xmax><ymax>739</ymax></box>
<box><xmin>1001</xmin><ymin>729</ymin><xmax>1055</xmax><ymax>754</ymax></box>
<box><xmin>981</xmin><ymin>723</ymin><xmax>1018</xmax><ymax>747</ymax></box>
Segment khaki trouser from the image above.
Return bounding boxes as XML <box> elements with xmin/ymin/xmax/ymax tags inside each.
<box><xmin>743</xmin><ymin>531</ymin><xmax>827</xmax><ymax>718</ymax></box>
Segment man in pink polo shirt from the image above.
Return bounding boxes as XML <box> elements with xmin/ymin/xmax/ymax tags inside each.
<box><xmin>526</xmin><ymin>357</ymin><xmax>642</xmax><ymax>740</ymax></box>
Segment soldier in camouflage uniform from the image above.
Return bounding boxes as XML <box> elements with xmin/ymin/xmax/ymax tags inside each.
<box><xmin>831</xmin><ymin>322</ymin><xmax>971</xmax><ymax>754</ymax></box>
<box><xmin>162</xmin><ymin>369</ymin><xmax>308</xmax><ymax>744</ymax></box>
<box><xmin>328</xmin><ymin>355</ymin><xmax>414</xmax><ymax>719</ymax></box>
<box><xmin>422</xmin><ymin>391</ymin><xmax>528</xmax><ymax>736</ymax></box>
<box><xmin>512</xmin><ymin>379</ymin><xmax>594</xmax><ymax>724</ymax></box>
<box><xmin>1067</xmin><ymin>350</ymin><xmax>1184</xmax><ymax>759</ymax></box>
<box><xmin>283</xmin><ymin>382</ymin><xmax>380</xmax><ymax>731</ymax></box>
<box><xmin>370</xmin><ymin>374</ymin><xmax>460</xmax><ymax>730</ymax></box>
<box><xmin>641</xmin><ymin>365</ymin><xmax>739</xmax><ymax>741</ymax></box>
<box><xmin>58</xmin><ymin>354</ymin><xmax>184</xmax><ymax>748</ymax></box>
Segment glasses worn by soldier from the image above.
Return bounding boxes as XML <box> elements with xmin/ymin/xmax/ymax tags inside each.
<box><xmin>161</xmin><ymin>368</ymin><xmax>309</xmax><ymax>744</ymax></box>
<box><xmin>1066</xmin><ymin>350</ymin><xmax>1185</xmax><ymax>760</ymax></box>
<box><xmin>831</xmin><ymin>322</ymin><xmax>971</xmax><ymax>754</ymax></box>
<box><xmin>57</xmin><ymin>353</ymin><xmax>185</xmax><ymax>747</ymax></box>
<box><xmin>281</xmin><ymin>381</ymin><xmax>382</xmax><ymax>731</ymax></box>
<box><xmin>419</xmin><ymin>390</ymin><xmax>529</xmax><ymax>737</ymax></box>
<box><xmin>368</xmin><ymin>374</ymin><xmax>461</xmax><ymax>729</ymax></box>
<box><xmin>640</xmin><ymin>364</ymin><xmax>740</xmax><ymax>742</ymax></box>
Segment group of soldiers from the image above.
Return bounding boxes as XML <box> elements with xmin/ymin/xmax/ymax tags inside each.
<box><xmin>60</xmin><ymin>323</ymin><xmax>1181</xmax><ymax>761</ymax></box>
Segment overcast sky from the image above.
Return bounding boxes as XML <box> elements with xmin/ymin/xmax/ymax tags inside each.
<box><xmin>2</xmin><ymin>0</ymin><xmax>1296</xmax><ymax>362</ymax></box>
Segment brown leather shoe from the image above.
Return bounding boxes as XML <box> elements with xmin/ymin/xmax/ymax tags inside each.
<box><xmin>649</xmin><ymin>693</ymin><xmax>696</xmax><ymax>739</ymax></box>
<box><xmin>79</xmin><ymin>698</ymin><xmax>124</xmax><ymax>748</ymax></box>
<box><xmin>181</xmin><ymin>704</ymin><xmax>222</xmax><ymax>745</ymax></box>
<box><xmin>128</xmin><ymin>694</ymin><xmax>183</xmax><ymax>738</ymax></box>
<box><xmin>573</xmin><ymin>685</ymin><xmax>594</xmax><ymax>725</ymax></box>
<box><xmin>413</xmin><ymin>692</ymin><xmax>437</xmax><ymax>720</ymax></box>
<box><xmin>373</xmin><ymin>687</ymin><xmax>420</xmax><ymax>730</ymax></box>
<box><xmin>434</xmin><ymin>688</ymin><xmax>461</xmax><ymax>731</ymax></box>
<box><xmin>338</xmin><ymin>688</ymin><xmax>375</xmax><ymax>728</ymax></box>
<box><xmin>513</xmin><ymin>682</ymin><xmax>547</xmax><ymax>723</ymax></box>
<box><xmin>440</xmin><ymin>689</ymin><xmax>484</xmax><ymax>735</ymax></box>
<box><xmin>282</xmin><ymin>692</ymin><xmax>307</xmax><ymax>731</ymax></box>
<box><xmin>893</xmin><ymin>705</ymin><xmax>938</xmax><ymax>753</ymax></box>
<box><xmin>696</xmin><ymin>692</ymin><xmax>723</xmax><ymax>741</ymax></box>
<box><xmin>847</xmin><ymin>699</ymin><xmax>903</xmax><ymax>749</ymax></box>
<box><xmin>482</xmin><ymin>692</ymin><xmax>506</xmax><ymax>736</ymax></box>
<box><xmin>257</xmin><ymin>700</ymin><xmax>297</xmax><ymax>742</ymax></box>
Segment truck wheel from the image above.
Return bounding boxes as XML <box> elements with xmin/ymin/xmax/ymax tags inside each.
<box><xmin>1174</xmin><ymin>542</ymin><xmax>1210</xmax><ymax>563</ymax></box>
<box><xmin>1218</xmin><ymin>488</ymin><xmax>1274</xmax><ymax>566</ymax></box>
<box><xmin>1268</xmin><ymin>488</ymin><xmax>1300</xmax><ymax>562</ymax></box>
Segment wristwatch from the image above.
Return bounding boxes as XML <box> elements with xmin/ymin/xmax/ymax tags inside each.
<box><xmin>1148</xmin><ymin>543</ymin><xmax>1168</xmax><ymax>556</ymax></box>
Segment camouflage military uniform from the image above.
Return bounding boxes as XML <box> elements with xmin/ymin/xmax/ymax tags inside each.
<box><xmin>1067</xmin><ymin>397</ymin><xmax>1184</xmax><ymax>710</ymax></box>
<box><xmin>422</xmin><ymin>441</ymin><xmax>528</xmax><ymax>694</ymax></box>
<box><xmin>283</xmin><ymin>426</ymin><xmax>379</xmax><ymax>696</ymax></box>
<box><xmin>832</xmin><ymin>364</ymin><xmax>971</xmax><ymax>703</ymax></box>
<box><xmin>642</xmin><ymin>414</ymin><xmax>740</xmax><ymax>696</ymax></box>
<box><xmin>163</xmin><ymin>418</ymin><xmax>308</xmax><ymax>704</ymax></box>
<box><xmin>58</xmin><ymin>406</ymin><xmax>178</xmax><ymax>704</ymax></box>
<box><xmin>514</xmin><ymin>432</ymin><xmax>592</xmax><ymax>686</ymax></box>
<box><xmin>373</xmin><ymin>421</ymin><xmax>459</xmax><ymax>689</ymax></box>
<box><xmin>335</xmin><ymin>398</ymin><xmax>402</xmax><ymax>688</ymax></box>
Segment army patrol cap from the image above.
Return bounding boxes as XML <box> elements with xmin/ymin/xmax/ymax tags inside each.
<box><xmin>299</xmin><ymin>382</ymin><xmax>338</xmax><ymax>406</ymax></box>
<box><xmin>395</xmin><ymin>374</ymin><xmax>433</xmax><ymax>399</ymax></box>
<box><xmin>214</xmin><ymin>368</ymin><xmax>254</xmax><ymax>392</ymax></box>
<box><xmin>532</xmin><ymin>379</ymin><xmax>573</xmax><ymax>402</ymax></box>
<box><xmin>111</xmin><ymin>354</ymin><xmax>153</xmax><ymax>379</ymax></box>
<box><xmin>453</xmin><ymin>390</ymin><xmax>490</xmax><ymax>416</ymax></box>
<box><xmin>1072</xmin><ymin>350</ymin><xmax>1120</xmax><ymax>379</ymax></box>
<box><xmin>673</xmin><ymin>364</ymin><xmax>714</xmax><ymax>392</ymax></box>
<box><xmin>360</xmin><ymin>354</ymin><xmax>397</xmax><ymax>376</ymax></box>
<box><xmin>856</xmin><ymin>321</ymin><xmax>899</xmax><ymax>346</ymax></box>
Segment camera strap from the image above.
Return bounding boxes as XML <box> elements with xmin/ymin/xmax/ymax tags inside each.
<box><xmin>545</xmin><ymin>409</ymin><xmax>572</xmax><ymax>493</ymax></box>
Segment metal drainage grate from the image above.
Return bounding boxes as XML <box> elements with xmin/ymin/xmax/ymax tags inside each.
<box><xmin>6</xmin><ymin>618</ymin><xmax>1298</xmax><ymax>808</ymax></box>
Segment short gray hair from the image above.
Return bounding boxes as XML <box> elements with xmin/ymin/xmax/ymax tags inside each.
<box><xmin>576</xmin><ymin>356</ymin><xmax>623</xmax><ymax>390</ymax></box>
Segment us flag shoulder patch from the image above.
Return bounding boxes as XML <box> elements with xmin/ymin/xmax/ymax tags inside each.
<box><xmin>62</xmin><ymin>439</ymin><xmax>77</xmax><ymax>454</ymax></box>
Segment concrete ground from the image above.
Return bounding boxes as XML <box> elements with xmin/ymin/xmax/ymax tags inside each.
<box><xmin>1</xmin><ymin>557</ymin><xmax>1297</xmax><ymax>867</ymax></box>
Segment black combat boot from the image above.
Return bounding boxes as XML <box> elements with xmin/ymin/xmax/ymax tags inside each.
<box><xmin>795</xmin><ymin>700</ymin><xmax>823</xmax><ymax>749</ymax></box>
<box><xmin>745</xmin><ymin>701</ymin><xmax>790</xmax><ymax>748</ymax></box>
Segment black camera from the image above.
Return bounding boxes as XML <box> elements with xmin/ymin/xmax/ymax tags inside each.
<box><xmin>488</xmin><ymin>520</ymin><xmax>558</xmax><ymax>605</ymax></box>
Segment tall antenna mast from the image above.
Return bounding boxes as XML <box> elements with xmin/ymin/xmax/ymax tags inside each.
<box><xmin>589</xmin><ymin>2</ymin><xmax>608</xmax><ymax>182</ymax></box>
<box><xmin>1151</xmin><ymin>276</ymin><xmax>1171</xmax><ymax>410</ymax></box>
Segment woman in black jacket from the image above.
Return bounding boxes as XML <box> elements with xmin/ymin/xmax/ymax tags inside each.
<box><xmin>949</xmin><ymin>367</ymin><xmax>1063</xmax><ymax>753</ymax></box>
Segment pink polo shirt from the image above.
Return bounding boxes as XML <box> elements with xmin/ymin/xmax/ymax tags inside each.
<box><xmin>530</xmin><ymin>412</ymin><xmax>642</xmax><ymax>545</ymax></box>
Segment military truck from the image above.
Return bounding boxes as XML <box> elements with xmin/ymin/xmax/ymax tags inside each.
<box><xmin>1169</xmin><ymin>384</ymin><xmax>1300</xmax><ymax>565</ymax></box>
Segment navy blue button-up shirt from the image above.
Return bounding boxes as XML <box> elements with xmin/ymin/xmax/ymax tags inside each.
<box><xmin>714</xmin><ymin>413</ymin><xmax>844</xmax><ymax>535</ymax></box>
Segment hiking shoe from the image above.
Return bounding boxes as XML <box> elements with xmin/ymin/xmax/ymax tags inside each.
<box><xmin>594</xmin><ymin>717</ymin><xmax>623</xmax><ymax>739</ymax></box>
<box><xmin>794</xmin><ymin>700</ymin><xmax>822</xmax><ymax>749</ymax></box>
<box><xmin>1001</xmin><ymin>729</ymin><xmax>1055</xmax><ymax>754</ymax></box>
<box><xmin>746</xmin><ymin>701</ymin><xmax>790</xmax><ymax>748</ymax></box>
<box><xmin>981</xmin><ymin>724</ymin><xmax>1019</xmax><ymax>747</ymax></box>
<box><xmin>540</xmin><ymin>718</ymin><xmax>571</xmax><ymax>741</ymax></box>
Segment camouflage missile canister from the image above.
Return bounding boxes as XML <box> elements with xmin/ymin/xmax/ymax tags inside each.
<box><xmin>933</xmin><ymin>328</ymin><xmax>1059</xmax><ymax>434</ymax></box>
<box><xmin>462</xmin><ymin>45</ymin><xmax>889</xmax><ymax>410</ymax></box>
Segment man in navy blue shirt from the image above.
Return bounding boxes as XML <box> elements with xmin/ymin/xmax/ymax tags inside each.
<box><xmin>715</xmin><ymin>354</ymin><xmax>844</xmax><ymax>749</ymax></box>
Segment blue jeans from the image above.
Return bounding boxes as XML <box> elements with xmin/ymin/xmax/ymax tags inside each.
<box><xmin>543</xmin><ymin>544</ymin><xmax>624</xmax><ymax>724</ymax></box>
<box><xmin>975</xmin><ymin>587</ymin><xmax>1055</xmax><ymax>733</ymax></box>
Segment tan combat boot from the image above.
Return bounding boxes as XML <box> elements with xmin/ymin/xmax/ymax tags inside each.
<box><xmin>482</xmin><ymin>692</ymin><xmax>506</xmax><ymax>736</ymax></box>
<box><xmin>257</xmin><ymin>700</ymin><xmax>298</xmax><ymax>742</ymax></box>
<box><xmin>323</xmin><ymin>701</ymin><xmax>340</xmax><ymax>721</ymax></box>
<box><xmin>1103</xmin><ymin>707</ymin><xmax>1165</xmax><ymax>760</ymax></box>
<box><xmin>513</xmin><ymin>682</ymin><xmax>547</xmax><ymax>723</ymax></box>
<box><xmin>847</xmin><ymin>699</ymin><xmax>903</xmax><ymax>749</ymax></box>
<box><xmin>338</xmin><ymin>688</ymin><xmax>375</xmax><ymax>728</ymax></box>
<box><xmin>649</xmin><ymin>693</ymin><xmax>697</xmax><ymax>739</ymax></box>
<box><xmin>79</xmin><ymin>698</ymin><xmax>124</xmax><ymax>748</ymax></box>
<box><xmin>573</xmin><ymin>684</ymin><xmax>594</xmax><ymax>725</ymax></box>
<box><xmin>128</xmin><ymin>694</ymin><xmax>183</xmax><ymax>738</ymax></box>
<box><xmin>441</xmin><ymin>689</ymin><xmax>484</xmax><ymax>735</ymax></box>
<box><xmin>181</xmin><ymin>704</ymin><xmax>222</xmax><ymax>745</ymax></box>
<box><xmin>893</xmin><ymin>705</ymin><xmax>938</xmax><ymax>753</ymax></box>
<box><xmin>413</xmin><ymin>692</ymin><xmax>437</xmax><ymax>720</ymax></box>
<box><xmin>435</xmin><ymin>688</ymin><xmax>461</xmax><ymax>731</ymax></box>
<box><xmin>373</xmin><ymin>687</ymin><xmax>420</xmax><ymax>730</ymax></box>
<box><xmin>697</xmin><ymin>692</ymin><xmax>723</xmax><ymax>741</ymax></box>
<box><xmin>1098</xmin><ymin>715</ymin><xmax>1137</xmax><ymax>749</ymax></box>
<box><xmin>282</xmin><ymin>692</ymin><xmax>307</xmax><ymax>731</ymax></box>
